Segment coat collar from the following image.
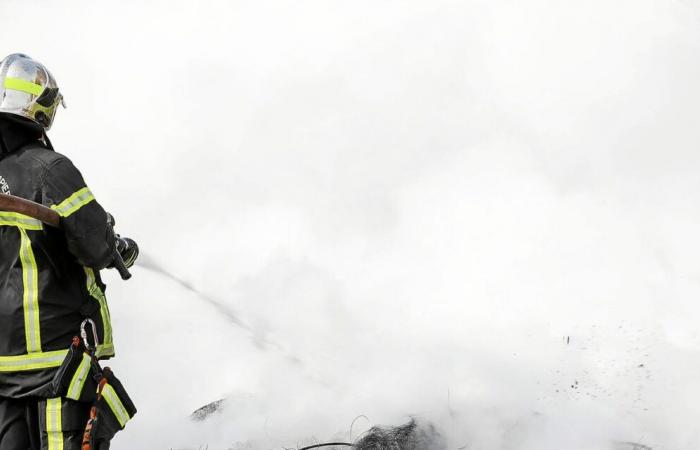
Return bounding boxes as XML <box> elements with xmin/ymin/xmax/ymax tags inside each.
<box><xmin>0</xmin><ymin>115</ymin><xmax>44</xmax><ymax>155</ymax></box>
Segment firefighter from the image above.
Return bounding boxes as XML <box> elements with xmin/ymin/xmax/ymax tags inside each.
<box><xmin>0</xmin><ymin>53</ymin><xmax>138</xmax><ymax>449</ymax></box>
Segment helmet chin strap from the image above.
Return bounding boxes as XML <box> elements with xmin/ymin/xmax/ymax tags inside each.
<box><xmin>0</xmin><ymin>133</ymin><xmax>8</xmax><ymax>155</ymax></box>
<box><xmin>41</xmin><ymin>130</ymin><xmax>54</xmax><ymax>151</ymax></box>
<box><xmin>0</xmin><ymin>120</ymin><xmax>11</xmax><ymax>155</ymax></box>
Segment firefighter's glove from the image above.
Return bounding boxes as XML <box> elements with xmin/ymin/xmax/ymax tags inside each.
<box><xmin>115</xmin><ymin>237</ymin><xmax>139</xmax><ymax>269</ymax></box>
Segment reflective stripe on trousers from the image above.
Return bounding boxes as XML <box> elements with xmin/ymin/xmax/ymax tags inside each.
<box><xmin>39</xmin><ymin>397</ymin><xmax>93</xmax><ymax>450</ymax></box>
<box><xmin>45</xmin><ymin>398</ymin><xmax>63</xmax><ymax>450</ymax></box>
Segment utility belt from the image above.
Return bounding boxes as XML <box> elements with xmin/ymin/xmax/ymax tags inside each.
<box><xmin>42</xmin><ymin>319</ymin><xmax>137</xmax><ymax>449</ymax></box>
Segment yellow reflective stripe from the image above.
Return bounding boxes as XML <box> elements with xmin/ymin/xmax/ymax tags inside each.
<box><xmin>84</xmin><ymin>268</ymin><xmax>113</xmax><ymax>355</ymax></box>
<box><xmin>66</xmin><ymin>353</ymin><xmax>92</xmax><ymax>400</ymax></box>
<box><xmin>19</xmin><ymin>228</ymin><xmax>41</xmax><ymax>353</ymax></box>
<box><xmin>50</xmin><ymin>187</ymin><xmax>95</xmax><ymax>218</ymax></box>
<box><xmin>102</xmin><ymin>384</ymin><xmax>130</xmax><ymax>427</ymax></box>
<box><xmin>0</xmin><ymin>350</ymin><xmax>67</xmax><ymax>372</ymax></box>
<box><xmin>0</xmin><ymin>212</ymin><xmax>43</xmax><ymax>230</ymax></box>
<box><xmin>96</xmin><ymin>343</ymin><xmax>114</xmax><ymax>359</ymax></box>
<box><xmin>4</xmin><ymin>77</ymin><xmax>44</xmax><ymax>96</ymax></box>
<box><xmin>46</xmin><ymin>397</ymin><xmax>64</xmax><ymax>450</ymax></box>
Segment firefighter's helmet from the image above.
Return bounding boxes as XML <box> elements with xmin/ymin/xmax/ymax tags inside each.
<box><xmin>0</xmin><ymin>53</ymin><xmax>65</xmax><ymax>130</ymax></box>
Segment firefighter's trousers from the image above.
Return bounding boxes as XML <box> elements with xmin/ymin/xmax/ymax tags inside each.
<box><xmin>0</xmin><ymin>396</ymin><xmax>106</xmax><ymax>450</ymax></box>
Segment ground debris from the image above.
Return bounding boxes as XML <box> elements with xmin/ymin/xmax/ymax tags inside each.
<box><xmin>191</xmin><ymin>399</ymin><xmax>225</xmax><ymax>421</ymax></box>
<box><xmin>354</xmin><ymin>420</ymin><xmax>445</xmax><ymax>450</ymax></box>
<box><xmin>613</xmin><ymin>442</ymin><xmax>653</xmax><ymax>450</ymax></box>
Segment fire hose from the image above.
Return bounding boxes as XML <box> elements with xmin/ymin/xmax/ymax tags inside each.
<box><xmin>0</xmin><ymin>192</ymin><xmax>131</xmax><ymax>280</ymax></box>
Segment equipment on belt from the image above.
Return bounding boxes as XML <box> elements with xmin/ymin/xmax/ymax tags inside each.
<box><xmin>78</xmin><ymin>319</ymin><xmax>136</xmax><ymax>450</ymax></box>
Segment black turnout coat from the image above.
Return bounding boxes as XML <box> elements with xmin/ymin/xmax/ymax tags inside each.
<box><xmin>0</xmin><ymin>118</ymin><xmax>116</xmax><ymax>398</ymax></box>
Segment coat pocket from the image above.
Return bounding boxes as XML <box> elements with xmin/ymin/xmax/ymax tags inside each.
<box><xmin>87</xmin><ymin>367</ymin><xmax>137</xmax><ymax>444</ymax></box>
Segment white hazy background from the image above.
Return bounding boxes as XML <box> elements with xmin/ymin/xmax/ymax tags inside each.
<box><xmin>3</xmin><ymin>1</ymin><xmax>700</xmax><ymax>449</ymax></box>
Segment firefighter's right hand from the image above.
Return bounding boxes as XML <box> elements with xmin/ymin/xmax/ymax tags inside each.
<box><xmin>115</xmin><ymin>237</ymin><xmax>139</xmax><ymax>269</ymax></box>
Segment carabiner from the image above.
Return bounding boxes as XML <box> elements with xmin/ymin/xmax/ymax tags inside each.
<box><xmin>80</xmin><ymin>318</ymin><xmax>99</xmax><ymax>352</ymax></box>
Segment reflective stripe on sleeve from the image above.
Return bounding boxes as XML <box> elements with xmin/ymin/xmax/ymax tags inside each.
<box><xmin>4</xmin><ymin>77</ymin><xmax>44</xmax><ymax>96</ymax></box>
<box><xmin>50</xmin><ymin>187</ymin><xmax>95</xmax><ymax>217</ymax></box>
<box><xmin>19</xmin><ymin>228</ymin><xmax>41</xmax><ymax>353</ymax></box>
<box><xmin>46</xmin><ymin>397</ymin><xmax>64</xmax><ymax>450</ymax></box>
<box><xmin>0</xmin><ymin>212</ymin><xmax>43</xmax><ymax>230</ymax></box>
<box><xmin>102</xmin><ymin>384</ymin><xmax>130</xmax><ymax>427</ymax></box>
<box><xmin>66</xmin><ymin>353</ymin><xmax>92</xmax><ymax>400</ymax></box>
<box><xmin>0</xmin><ymin>350</ymin><xmax>67</xmax><ymax>372</ymax></box>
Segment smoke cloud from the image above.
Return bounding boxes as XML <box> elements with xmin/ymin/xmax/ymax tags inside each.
<box><xmin>2</xmin><ymin>1</ymin><xmax>700</xmax><ymax>448</ymax></box>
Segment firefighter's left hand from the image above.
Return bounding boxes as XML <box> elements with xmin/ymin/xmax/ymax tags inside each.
<box><xmin>116</xmin><ymin>237</ymin><xmax>139</xmax><ymax>269</ymax></box>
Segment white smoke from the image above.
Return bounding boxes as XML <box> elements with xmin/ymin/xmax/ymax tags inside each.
<box><xmin>2</xmin><ymin>1</ymin><xmax>700</xmax><ymax>448</ymax></box>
